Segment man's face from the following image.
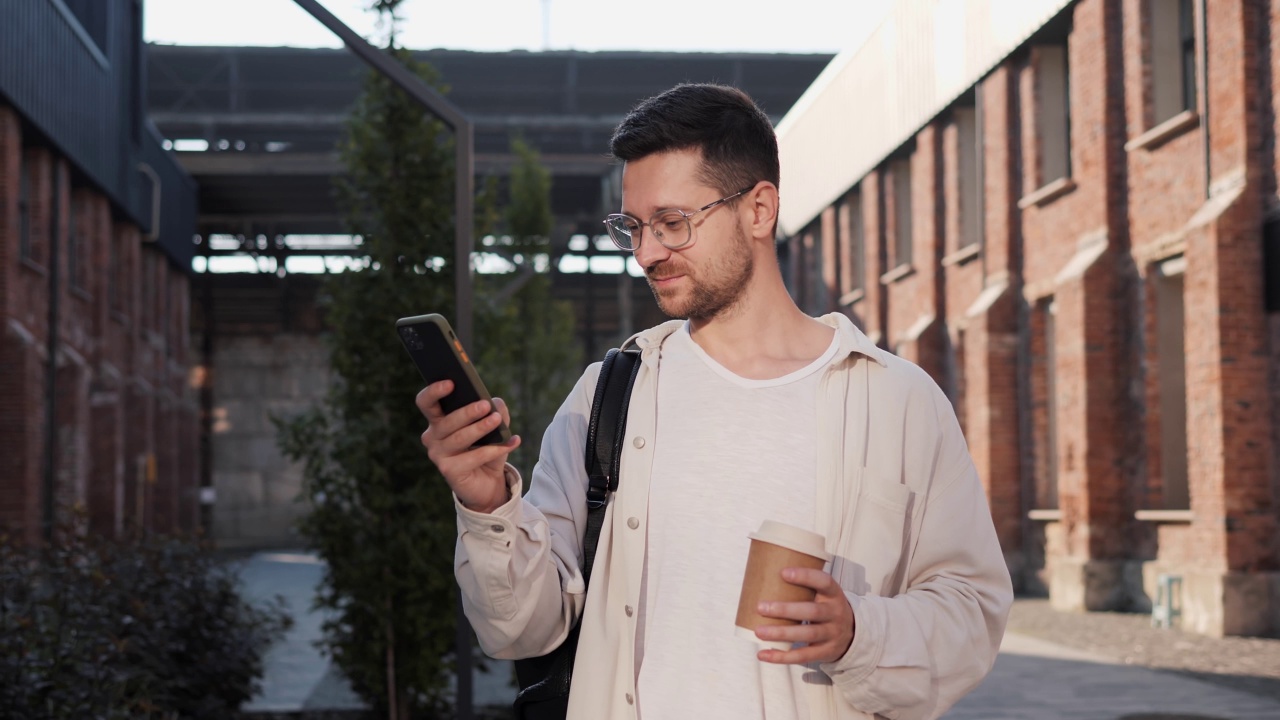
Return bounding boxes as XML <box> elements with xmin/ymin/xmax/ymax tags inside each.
<box><xmin>620</xmin><ymin>150</ymin><xmax>754</xmax><ymax>322</ymax></box>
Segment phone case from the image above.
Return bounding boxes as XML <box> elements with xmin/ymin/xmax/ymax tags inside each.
<box><xmin>396</xmin><ymin>314</ymin><xmax>512</xmax><ymax>446</ymax></box>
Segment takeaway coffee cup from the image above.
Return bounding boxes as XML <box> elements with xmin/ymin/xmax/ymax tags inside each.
<box><xmin>734</xmin><ymin>520</ymin><xmax>833</xmax><ymax>650</ymax></box>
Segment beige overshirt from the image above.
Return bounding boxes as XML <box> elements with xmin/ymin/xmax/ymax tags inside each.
<box><xmin>454</xmin><ymin>313</ymin><xmax>1013</xmax><ymax>720</ymax></box>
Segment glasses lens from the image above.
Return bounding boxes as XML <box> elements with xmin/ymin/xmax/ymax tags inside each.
<box><xmin>652</xmin><ymin>211</ymin><xmax>691</xmax><ymax>249</ymax></box>
<box><xmin>605</xmin><ymin>216</ymin><xmax>639</xmax><ymax>249</ymax></box>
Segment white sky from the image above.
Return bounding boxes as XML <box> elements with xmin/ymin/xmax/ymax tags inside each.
<box><xmin>144</xmin><ymin>0</ymin><xmax>893</xmax><ymax>55</ymax></box>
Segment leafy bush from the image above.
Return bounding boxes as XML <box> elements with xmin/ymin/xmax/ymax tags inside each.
<box><xmin>0</xmin><ymin>517</ymin><xmax>291</xmax><ymax>720</ymax></box>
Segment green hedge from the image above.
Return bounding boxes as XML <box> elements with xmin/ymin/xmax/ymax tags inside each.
<box><xmin>0</xmin><ymin>518</ymin><xmax>291</xmax><ymax>719</ymax></box>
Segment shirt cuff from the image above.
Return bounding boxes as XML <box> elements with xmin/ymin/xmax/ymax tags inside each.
<box><xmin>820</xmin><ymin>592</ymin><xmax>886</xmax><ymax>687</ymax></box>
<box><xmin>454</xmin><ymin>464</ymin><xmax>524</xmax><ymax>540</ymax></box>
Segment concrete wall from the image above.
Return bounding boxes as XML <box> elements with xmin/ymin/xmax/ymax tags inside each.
<box><xmin>211</xmin><ymin>333</ymin><xmax>329</xmax><ymax>550</ymax></box>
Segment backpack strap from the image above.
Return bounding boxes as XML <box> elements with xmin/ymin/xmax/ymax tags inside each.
<box><xmin>581</xmin><ymin>346</ymin><xmax>642</xmax><ymax>588</ymax></box>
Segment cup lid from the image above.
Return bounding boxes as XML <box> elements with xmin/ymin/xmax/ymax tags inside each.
<box><xmin>747</xmin><ymin>520</ymin><xmax>832</xmax><ymax>562</ymax></box>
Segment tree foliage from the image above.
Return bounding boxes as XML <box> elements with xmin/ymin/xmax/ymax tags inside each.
<box><xmin>274</xmin><ymin>29</ymin><xmax>577</xmax><ymax>720</ymax></box>
<box><xmin>475</xmin><ymin>137</ymin><xmax>578</xmax><ymax>479</ymax></box>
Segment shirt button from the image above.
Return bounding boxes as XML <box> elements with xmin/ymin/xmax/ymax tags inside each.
<box><xmin>632</xmin><ymin>437</ymin><xmax>646</xmax><ymax>449</ymax></box>
<box><xmin>490</xmin><ymin>524</ymin><xmax>505</xmax><ymax>533</ymax></box>
<box><xmin>627</xmin><ymin>517</ymin><xmax>639</xmax><ymax>530</ymax></box>
<box><xmin>626</xmin><ymin>693</ymin><xmax>634</xmax><ymax>705</ymax></box>
<box><xmin>625</xmin><ymin>605</ymin><xmax>634</xmax><ymax>617</ymax></box>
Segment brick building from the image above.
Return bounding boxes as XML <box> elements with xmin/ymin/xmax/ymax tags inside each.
<box><xmin>0</xmin><ymin>0</ymin><xmax>199</xmax><ymax>544</ymax></box>
<box><xmin>777</xmin><ymin>0</ymin><xmax>1280</xmax><ymax>636</ymax></box>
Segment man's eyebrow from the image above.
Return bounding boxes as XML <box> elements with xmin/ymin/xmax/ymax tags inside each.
<box><xmin>620</xmin><ymin>202</ymin><xmax>683</xmax><ymax>218</ymax></box>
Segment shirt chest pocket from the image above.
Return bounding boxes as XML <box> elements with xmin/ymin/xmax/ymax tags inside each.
<box><xmin>832</xmin><ymin>471</ymin><xmax>918</xmax><ymax>599</ymax></box>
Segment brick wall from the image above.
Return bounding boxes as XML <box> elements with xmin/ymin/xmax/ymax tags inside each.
<box><xmin>883</xmin><ymin>126</ymin><xmax>946</xmax><ymax>381</ymax></box>
<box><xmin>784</xmin><ymin>0</ymin><xmax>1280</xmax><ymax>632</ymax></box>
<box><xmin>0</xmin><ymin>100</ymin><xmax>197</xmax><ymax>542</ymax></box>
<box><xmin>847</xmin><ymin>171</ymin><xmax>887</xmax><ymax>346</ymax></box>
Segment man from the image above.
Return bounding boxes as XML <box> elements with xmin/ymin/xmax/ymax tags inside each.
<box><xmin>417</xmin><ymin>84</ymin><xmax>1012</xmax><ymax>719</ymax></box>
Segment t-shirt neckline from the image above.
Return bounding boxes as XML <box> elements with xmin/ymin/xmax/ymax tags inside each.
<box><xmin>675</xmin><ymin>321</ymin><xmax>840</xmax><ymax>389</ymax></box>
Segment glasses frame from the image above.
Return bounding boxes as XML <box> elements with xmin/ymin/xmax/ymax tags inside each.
<box><xmin>603</xmin><ymin>185</ymin><xmax>755</xmax><ymax>251</ymax></box>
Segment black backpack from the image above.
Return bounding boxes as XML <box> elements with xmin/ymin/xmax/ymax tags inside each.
<box><xmin>512</xmin><ymin>347</ymin><xmax>642</xmax><ymax>719</ymax></box>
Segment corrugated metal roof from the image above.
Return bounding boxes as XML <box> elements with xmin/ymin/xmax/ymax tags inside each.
<box><xmin>776</xmin><ymin>0</ymin><xmax>1074</xmax><ymax>235</ymax></box>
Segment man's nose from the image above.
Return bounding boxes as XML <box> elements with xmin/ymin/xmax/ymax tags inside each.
<box><xmin>631</xmin><ymin>227</ymin><xmax>671</xmax><ymax>268</ymax></box>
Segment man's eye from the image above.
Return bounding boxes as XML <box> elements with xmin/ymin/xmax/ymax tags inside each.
<box><xmin>658</xmin><ymin>215</ymin><xmax>685</xmax><ymax>232</ymax></box>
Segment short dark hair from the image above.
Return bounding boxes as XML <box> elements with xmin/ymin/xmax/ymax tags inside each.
<box><xmin>609</xmin><ymin>84</ymin><xmax>780</xmax><ymax>195</ymax></box>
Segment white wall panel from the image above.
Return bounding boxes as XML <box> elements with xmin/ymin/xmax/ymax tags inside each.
<box><xmin>776</xmin><ymin>0</ymin><xmax>1074</xmax><ymax>234</ymax></box>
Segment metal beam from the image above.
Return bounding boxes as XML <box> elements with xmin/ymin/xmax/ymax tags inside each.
<box><xmin>153</xmin><ymin>111</ymin><xmax>623</xmax><ymax>131</ymax></box>
<box><xmin>175</xmin><ymin>150</ymin><xmax>613</xmax><ymax>178</ymax></box>
<box><xmin>176</xmin><ymin>152</ymin><xmax>341</xmax><ymax>176</ymax></box>
<box><xmin>290</xmin><ymin>0</ymin><xmax>474</xmax><ymax>346</ymax></box>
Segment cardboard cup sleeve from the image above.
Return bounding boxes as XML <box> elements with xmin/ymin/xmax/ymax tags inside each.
<box><xmin>734</xmin><ymin>520</ymin><xmax>832</xmax><ymax>651</ymax></box>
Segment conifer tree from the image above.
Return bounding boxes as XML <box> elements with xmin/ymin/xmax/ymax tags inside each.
<box><xmin>275</xmin><ymin>5</ymin><xmax>577</xmax><ymax>717</ymax></box>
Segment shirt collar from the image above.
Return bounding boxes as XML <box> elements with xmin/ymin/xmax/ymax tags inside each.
<box><xmin>624</xmin><ymin>313</ymin><xmax>886</xmax><ymax>367</ymax></box>
<box><xmin>816</xmin><ymin>312</ymin><xmax>888</xmax><ymax>367</ymax></box>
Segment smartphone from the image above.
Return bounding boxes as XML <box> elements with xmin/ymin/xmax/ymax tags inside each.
<box><xmin>396</xmin><ymin>313</ymin><xmax>512</xmax><ymax>447</ymax></box>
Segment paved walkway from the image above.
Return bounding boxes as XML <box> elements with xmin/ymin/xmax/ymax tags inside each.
<box><xmin>235</xmin><ymin>551</ymin><xmax>1280</xmax><ymax>718</ymax></box>
<box><xmin>233</xmin><ymin>550</ymin><xmax>515</xmax><ymax>715</ymax></box>
<box><xmin>946</xmin><ymin>632</ymin><xmax>1280</xmax><ymax>719</ymax></box>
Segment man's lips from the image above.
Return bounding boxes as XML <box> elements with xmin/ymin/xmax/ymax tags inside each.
<box><xmin>648</xmin><ymin>274</ymin><xmax>683</xmax><ymax>286</ymax></box>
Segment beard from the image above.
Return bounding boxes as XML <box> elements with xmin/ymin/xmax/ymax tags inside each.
<box><xmin>645</xmin><ymin>224</ymin><xmax>755</xmax><ymax>322</ymax></box>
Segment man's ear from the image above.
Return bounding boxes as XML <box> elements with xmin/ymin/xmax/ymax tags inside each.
<box><xmin>747</xmin><ymin>183</ymin><xmax>780</xmax><ymax>242</ymax></box>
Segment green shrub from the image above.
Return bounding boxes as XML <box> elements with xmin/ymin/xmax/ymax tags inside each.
<box><xmin>0</xmin><ymin>517</ymin><xmax>291</xmax><ymax>720</ymax></box>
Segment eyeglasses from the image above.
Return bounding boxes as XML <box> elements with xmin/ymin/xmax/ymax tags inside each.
<box><xmin>602</xmin><ymin>186</ymin><xmax>754</xmax><ymax>251</ymax></box>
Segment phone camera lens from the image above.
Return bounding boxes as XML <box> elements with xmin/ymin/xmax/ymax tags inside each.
<box><xmin>401</xmin><ymin>327</ymin><xmax>423</xmax><ymax>350</ymax></box>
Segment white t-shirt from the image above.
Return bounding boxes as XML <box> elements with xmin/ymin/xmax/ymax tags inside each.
<box><xmin>634</xmin><ymin>322</ymin><xmax>840</xmax><ymax>720</ymax></box>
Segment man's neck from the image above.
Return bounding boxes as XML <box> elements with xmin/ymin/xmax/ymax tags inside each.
<box><xmin>686</xmin><ymin>272</ymin><xmax>835</xmax><ymax>380</ymax></box>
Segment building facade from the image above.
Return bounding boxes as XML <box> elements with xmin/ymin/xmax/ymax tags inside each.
<box><xmin>778</xmin><ymin>0</ymin><xmax>1280</xmax><ymax>637</ymax></box>
<box><xmin>0</xmin><ymin>0</ymin><xmax>199</xmax><ymax>544</ymax></box>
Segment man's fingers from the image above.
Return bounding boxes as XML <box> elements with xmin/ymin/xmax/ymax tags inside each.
<box><xmin>492</xmin><ymin>397</ymin><xmax>512</xmax><ymax>427</ymax></box>
<box><xmin>757</xmin><ymin>644</ymin><xmax>832</xmax><ymax>666</ymax></box>
<box><xmin>757</xmin><ymin>600</ymin><xmax>831</xmax><ymax>623</ymax></box>
<box><xmin>754</xmin><ymin>568</ymin><xmax>855</xmax><ymax>666</ymax></box>
<box><xmin>474</xmin><ymin>439</ymin><xmax>518</xmax><ymax>468</ymax></box>
<box><xmin>415</xmin><ymin>380</ymin><xmax>455</xmax><ymax>421</ymax></box>
<box><xmin>426</xmin><ymin>407</ymin><xmax>519</xmax><ymax>461</ymax></box>
<box><xmin>423</xmin><ymin>399</ymin><xmax>496</xmax><ymax>446</ymax></box>
<box><xmin>780</xmin><ymin>567</ymin><xmax>842</xmax><ymax>596</ymax></box>
<box><xmin>755</xmin><ymin>621</ymin><xmax>828</xmax><ymax>645</ymax></box>
<box><xmin>434</xmin><ymin>436</ymin><xmax>521</xmax><ymax>479</ymax></box>
<box><xmin>444</xmin><ymin>410</ymin><xmax>508</xmax><ymax>451</ymax></box>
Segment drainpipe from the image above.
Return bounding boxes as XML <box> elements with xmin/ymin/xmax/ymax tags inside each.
<box><xmin>42</xmin><ymin>162</ymin><xmax>62</xmax><ymax>543</ymax></box>
<box><xmin>1200</xmin><ymin>0</ymin><xmax>1210</xmax><ymax>199</ymax></box>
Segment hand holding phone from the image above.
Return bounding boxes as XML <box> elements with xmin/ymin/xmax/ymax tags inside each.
<box><xmin>400</xmin><ymin>314</ymin><xmax>521</xmax><ymax>513</ymax></box>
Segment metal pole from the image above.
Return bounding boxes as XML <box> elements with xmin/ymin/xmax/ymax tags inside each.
<box><xmin>453</xmin><ymin>123</ymin><xmax>475</xmax><ymax>720</ymax></box>
<box><xmin>454</xmin><ymin>120</ymin><xmax>474</xmax><ymax>348</ymax></box>
<box><xmin>199</xmin><ymin>235</ymin><xmax>215</xmax><ymax>536</ymax></box>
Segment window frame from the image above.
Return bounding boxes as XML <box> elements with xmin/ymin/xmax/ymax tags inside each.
<box><xmin>838</xmin><ymin>189</ymin><xmax>866</xmax><ymax>303</ymax></box>
<box><xmin>1034</xmin><ymin>42</ymin><xmax>1073</xmax><ymax>187</ymax></box>
<box><xmin>890</xmin><ymin>154</ymin><xmax>914</xmax><ymax>270</ymax></box>
<box><xmin>955</xmin><ymin>102</ymin><xmax>982</xmax><ymax>251</ymax></box>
